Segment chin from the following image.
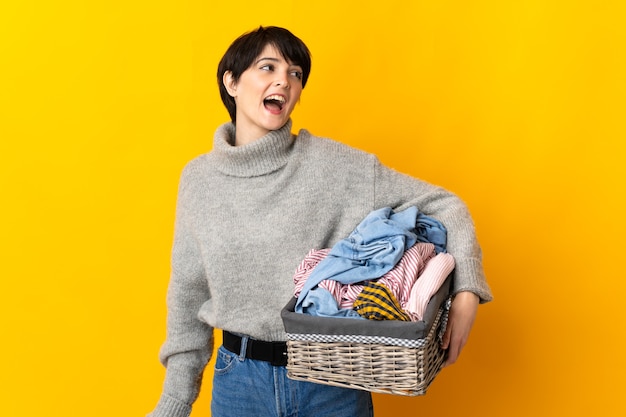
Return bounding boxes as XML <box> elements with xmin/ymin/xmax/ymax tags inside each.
<box><xmin>264</xmin><ymin>119</ymin><xmax>288</xmax><ymax>131</ymax></box>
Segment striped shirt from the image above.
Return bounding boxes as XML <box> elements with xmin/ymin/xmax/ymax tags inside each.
<box><xmin>292</xmin><ymin>242</ymin><xmax>450</xmax><ymax>321</ymax></box>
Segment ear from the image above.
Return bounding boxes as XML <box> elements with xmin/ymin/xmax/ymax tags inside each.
<box><xmin>223</xmin><ymin>71</ymin><xmax>237</xmax><ymax>97</ymax></box>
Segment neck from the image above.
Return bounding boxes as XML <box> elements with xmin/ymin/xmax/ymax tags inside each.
<box><xmin>234</xmin><ymin>124</ymin><xmax>271</xmax><ymax>146</ymax></box>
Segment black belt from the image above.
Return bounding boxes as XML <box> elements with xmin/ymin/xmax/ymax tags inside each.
<box><xmin>222</xmin><ymin>330</ymin><xmax>288</xmax><ymax>367</ymax></box>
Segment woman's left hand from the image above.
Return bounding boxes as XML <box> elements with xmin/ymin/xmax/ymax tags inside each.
<box><xmin>441</xmin><ymin>291</ymin><xmax>479</xmax><ymax>366</ymax></box>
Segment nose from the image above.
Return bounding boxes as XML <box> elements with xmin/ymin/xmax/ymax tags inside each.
<box><xmin>275</xmin><ymin>72</ymin><xmax>290</xmax><ymax>89</ymax></box>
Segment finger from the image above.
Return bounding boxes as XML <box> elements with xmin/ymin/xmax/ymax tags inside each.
<box><xmin>444</xmin><ymin>340</ymin><xmax>460</xmax><ymax>366</ymax></box>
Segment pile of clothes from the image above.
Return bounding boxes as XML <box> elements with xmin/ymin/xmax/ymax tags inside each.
<box><xmin>293</xmin><ymin>206</ymin><xmax>454</xmax><ymax>322</ymax></box>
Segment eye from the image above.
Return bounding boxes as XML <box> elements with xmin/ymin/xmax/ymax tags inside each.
<box><xmin>260</xmin><ymin>64</ymin><xmax>274</xmax><ymax>72</ymax></box>
<box><xmin>290</xmin><ymin>70</ymin><xmax>303</xmax><ymax>80</ymax></box>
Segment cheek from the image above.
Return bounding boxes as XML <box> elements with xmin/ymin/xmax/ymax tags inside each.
<box><xmin>291</xmin><ymin>87</ymin><xmax>303</xmax><ymax>102</ymax></box>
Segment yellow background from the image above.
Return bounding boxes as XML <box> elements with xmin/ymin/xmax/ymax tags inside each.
<box><xmin>1</xmin><ymin>1</ymin><xmax>625</xmax><ymax>416</ymax></box>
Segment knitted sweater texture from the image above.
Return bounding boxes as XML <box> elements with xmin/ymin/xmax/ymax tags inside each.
<box><xmin>148</xmin><ymin>120</ymin><xmax>492</xmax><ymax>417</ymax></box>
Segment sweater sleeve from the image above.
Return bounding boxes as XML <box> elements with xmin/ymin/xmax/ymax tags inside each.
<box><xmin>148</xmin><ymin>167</ymin><xmax>214</xmax><ymax>417</ymax></box>
<box><xmin>372</xmin><ymin>159</ymin><xmax>493</xmax><ymax>303</ymax></box>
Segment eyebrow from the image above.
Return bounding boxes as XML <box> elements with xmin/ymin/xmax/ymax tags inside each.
<box><xmin>255</xmin><ymin>57</ymin><xmax>281</xmax><ymax>64</ymax></box>
<box><xmin>255</xmin><ymin>56</ymin><xmax>301</xmax><ymax>68</ymax></box>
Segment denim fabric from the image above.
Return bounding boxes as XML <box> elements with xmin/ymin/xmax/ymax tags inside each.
<box><xmin>297</xmin><ymin>287</ymin><xmax>364</xmax><ymax>318</ymax></box>
<box><xmin>295</xmin><ymin>207</ymin><xmax>418</xmax><ymax>314</ymax></box>
<box><xmin>414</xmin><ymin>213</ymin><xmax>448</xmax><ymax>254</ymax></box>
<box><xmin>295</xmin><ymin>206</ymin><xmax>447</xmax><ymax>317</ymax></box>
<box><xmin>211</xmin><ymin>344</ymin><xmax>373</xmax><ymax>417</ymax></box>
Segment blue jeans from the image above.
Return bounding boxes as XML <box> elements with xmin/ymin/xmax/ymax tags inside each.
<box><xmin>211</xmin><ymin>343</ymin><xmax>374</xmax><ymax>417</ymax></box>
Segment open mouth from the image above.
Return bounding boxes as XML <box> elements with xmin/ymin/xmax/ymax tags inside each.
<box><xmin>263</xmin><ymin>94</ymin><xmax>286</xmax><ymax>112</ymax></box>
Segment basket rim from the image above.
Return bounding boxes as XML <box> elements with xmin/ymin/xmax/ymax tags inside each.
<box><xmin>281</xmin><ymin>277</ymin><xmax>451</xmax><ymax>341</ymax></box>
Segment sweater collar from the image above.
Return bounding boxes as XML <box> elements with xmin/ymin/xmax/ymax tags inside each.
<box><xmin>211</xmin><ymin>120</ymin><xmax>295</xmax><ymax>177</ymax></box>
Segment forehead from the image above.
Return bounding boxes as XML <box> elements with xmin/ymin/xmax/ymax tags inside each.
<box><xmin>256</xmin><ymin>44</ymin><xmax>299</xmax><ymax>66</ymax></box>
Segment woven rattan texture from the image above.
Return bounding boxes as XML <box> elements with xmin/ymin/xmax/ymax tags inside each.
<box><xmin>286</xmin><ymin>304</ymin><xmax>449</xmax><ymax>396</ymax></box>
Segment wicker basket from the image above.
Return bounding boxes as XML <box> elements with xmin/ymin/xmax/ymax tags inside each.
<box><xmin>281</xmin><ymin>277</ymin><xmax>451</xmax><ymax>396</ymax></box>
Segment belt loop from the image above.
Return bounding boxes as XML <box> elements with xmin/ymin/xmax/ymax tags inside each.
<box><xmin>238</xmin><ymin>335</ymin><xmax>249</xmax><ymax>361</ymax></box>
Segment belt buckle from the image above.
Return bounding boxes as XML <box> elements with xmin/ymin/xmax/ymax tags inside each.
<box><xmin>271</xmin><ymin>343</ymin><xmax>288</xmax><ymax>367</ymax></box>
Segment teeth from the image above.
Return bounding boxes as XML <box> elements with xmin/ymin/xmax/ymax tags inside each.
<box><xmin>265</xmin><ymin>95</ymin><xmax>285</xmax><ymax>104</ymax></box>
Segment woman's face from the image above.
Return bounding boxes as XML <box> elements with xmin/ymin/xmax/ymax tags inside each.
<box><xmin>224</xmin><ymin>44</ymin><xmax>304</xmax><ymax>145</ymax></box>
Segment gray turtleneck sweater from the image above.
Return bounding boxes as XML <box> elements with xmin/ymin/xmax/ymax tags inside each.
<box><xmin>148</xmin><ymin>120</ymin><xmax>492</xmax><ymax>417</ymax></box>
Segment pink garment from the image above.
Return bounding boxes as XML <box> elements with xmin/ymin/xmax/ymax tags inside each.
<box><xmin>342</xmin><ymin>243</ymin><xmax>436</xmax><ymax>309</ymax></box>
<box><xmin>293</xmin><ymin>243</ymin><xmax>438</xmax><ymax>312</ymax></box>
<box><xmin>293</xmin><ymin>248</ymin><xmax>330</xmax><ymax>296</ymax></box>
<box><xmin>405</xmin><ymin>252</ymin><xmax>455</xmax><ymax>321</ymax></box>
<box><xmin>378</xmin><ymin>243</ymin><xmax>435</xmax><ymax>309</ymax></box>
<box><xmin>292</xmin><ymin>248</ymin><xmax>362</xmax><ymax>307</ymax></box>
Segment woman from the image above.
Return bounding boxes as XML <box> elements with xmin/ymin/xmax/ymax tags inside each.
<box><xmin>148</xmin><ymin>26</ymin><xmax>492</xmax><ymax>417</ymax></box>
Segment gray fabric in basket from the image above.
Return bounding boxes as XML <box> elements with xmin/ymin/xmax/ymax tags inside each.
<box><xmin>281</xmin><ymin>276</ymin><xmax>451</xmax><ymax>340</ymax></box>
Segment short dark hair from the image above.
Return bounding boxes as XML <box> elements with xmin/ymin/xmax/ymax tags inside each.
<box><xmin>217</xmin><ymin>26</ymin><xmax>312</xmax><ymax>122</ymax></box>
